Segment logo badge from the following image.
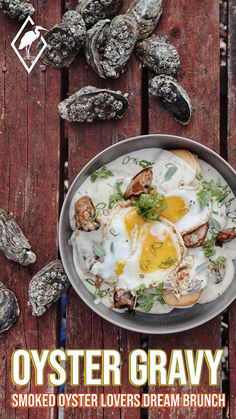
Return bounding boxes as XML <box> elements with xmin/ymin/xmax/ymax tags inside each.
<box><xmin>11</xmin><ymin>16</ymin><xmax>47</xmax><ymax>74</ymax></box>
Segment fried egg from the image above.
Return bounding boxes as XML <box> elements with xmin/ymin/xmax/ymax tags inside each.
<box><xmin>159</xmin><ymin>189</ymin><xmax>212</xmax><ymax>235</ymax></box>
<box><xmin>91</xmin><ymin>205</ymin><xmax>185</xmax><ymax>290</ymax></box>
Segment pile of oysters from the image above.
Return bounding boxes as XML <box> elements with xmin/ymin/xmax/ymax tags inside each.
<box><xmin>0</xmin><ymin>209</ymin><xmax>70</xmax><ymax>333</ymax></box>
<box><xmin>39</xmin><ymin>0</ymin><xmax>192</xmax><ymax>125</ymax></box>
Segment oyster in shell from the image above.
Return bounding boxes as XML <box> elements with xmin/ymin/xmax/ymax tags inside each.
<box><xmin>76</xmin><ymin>0</ymin><xmax>123</xmax><ymax>28</ymax></box>
<box><xmin>127</xmin><ymin>0</ymin><xmax>163</xmax><ymax>39</ymax></box>
<box><xmin>0</xmin><ymin>0</ymin><xmax>34</xmax><ymax>21</ymax></box>
<box><xmin>58</xmin><ymin>86</ymin><xmax>129</xmax><ymax>123</ymax></box>
<box><xmin>136</xmin><ymin>35</ymin><xmax>180</xmax><ymax>76</ymax></box>
<box><xmin>0</xmin><ymin>209</ymin><xmax>36</xmax><ymax>266</ymax></box>
<box><xmin>85</xmin><ymin>19</ymin><xmax>110</xmax><ymax>78</ymax></box>
<box><xmin>101</xmin><ymin>14</ymin><xmax>138</xmax><ymax>78</ymax></box>
<box><xmin>149</xmin><ymin>75</ymin><xmax>192</xmax><ymax>125</ymax></box>
<box><xmin>28</xmin><ymin>260</ymin><xmax>70</xmax><ymax>317</ymax></box>
<box><xmin>40</xmin><ymin>11</ymin><xmax>86</xmax><ymax>68</ymax></box>
<box><xmin>0</xmin><ymin>282</ymin><xmax>20</xmax><ymax>333</ymax></box>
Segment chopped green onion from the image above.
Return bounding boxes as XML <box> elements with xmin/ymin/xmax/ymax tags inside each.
<box><xmin>150</xmin><ymin>241</ymin><xmax>163</xmax><ymax>256</ymax></box>
<box><xmin>85</xmin><ymin>278</ymin><xmax>96</xmax><ymax>286</ymax></box>
<box><xmin>226</xmin><ymin>211</ymin><xmax>236</xmax><ymax>220</ymax></box>
<box><xmin>110</xmin><ymin>228</ymin><xmax>119</xmax><ymax>237</ymax></box>
<box><xmin>159</xmin><ymin>256</ymin><xmax>177</xmax><ymax>269</ymax></box>
<box><xmin>96</xmin><ymin>202</ymin><xmax>106</xmax><ymax>209</ymax></box>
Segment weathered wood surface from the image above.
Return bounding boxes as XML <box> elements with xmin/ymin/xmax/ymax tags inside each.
<box><xmin>148</xmin><ymin>0</ymin><xmax>222</xmax><ymax>418</ymax></box>
<box><xmin>228</xmin><ymin>1</ymin><xmax>236</xmax><ymax>418</ymax></box>
<box><xmin>0</xmin><ymin>1</ymin><xmax>62</xmax><ymax>418</ymax></box>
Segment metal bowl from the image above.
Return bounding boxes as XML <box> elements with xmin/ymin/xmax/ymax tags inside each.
<box><xmin>59</xmin><ymin>134</ymin><xmax>236</xmax><ymax>334</ymax></box>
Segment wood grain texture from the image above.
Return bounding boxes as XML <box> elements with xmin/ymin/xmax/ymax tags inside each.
<box><xmin>0</xmin><ymin>1</ymin><xmax>62</xmax><ymax>417</ymax></box>
<box><xmin>148</xmin><ymin>0</ymin><xmax>222</xmax><ymax>418</ymax></box>
<box><xmin>65</xmin><ymin>1</ymin><xmax>142</xmax><ymax>418</ymax></box>
<box><xmin>228</xmin><ymin>1</ymin><xmax>236</xmax><ymax>418</ymax></box>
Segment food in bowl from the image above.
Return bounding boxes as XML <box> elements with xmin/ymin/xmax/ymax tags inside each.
<box><xmin>69</xmin><ymin>148</ymin><xmax>236</xmax><ymax>314</ymax></box>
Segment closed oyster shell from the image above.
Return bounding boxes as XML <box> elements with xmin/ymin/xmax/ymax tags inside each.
<box><xmin>76</xmin><ymin>0</ymin><xmax>123</xmax><ymax>28</ymax></box>
<box><xmin>0</xmin><ymin>209</ymin><xmax>36</xmax><ymax>266</ymax></box>
<box><xmin>40</xmin><ymin>11</ymin><xmax>86</xmax><ymax>68</ymax></box>
<box><xmin>0</xmin><ymin>0</ymin><xmax>34</xmax><ymax>21</ymax></box>
<box><xmin>85</xmin><ymin>19</ymin><xmax>110</xmax><ymax>78</ymax></box>
<box><xmin>149</xmin><ymin>75</ymin><xmax>192</xmax><ymax>125</ymax></box>
<box><xmin>136</xmin><ymin>35</ymin><xmax>180</xmax><ymax>75</ymax></box>
<box><xmin>58</xmin><ymin>86</ymin><xmax>129</xmax><ymax>123</ymax></box>
<box><xmin>0</xmin><ymin>282</ymin><xmax>20</xmax><ymax>333</ymax></box>
<box><xmin>127</xmin><ymin>0</ymin><xmax>163</xmax><ymax>39</ymax></box>
<box><xmin>101</xmin><ymin>14</ymin><xmax>138</xmax><ymax>78</ymax></box>
<box><xmin>27</xmin><ymin>260</ymin><xmax>70</xmax><ymax>317</ymax></box>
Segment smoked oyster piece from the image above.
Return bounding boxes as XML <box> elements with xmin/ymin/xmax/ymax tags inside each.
<box><xmin>0</xmin><ymin>209</ymin><xmax>36</xmax><ymax>266</ymax></box>
<box><xmin>0</xmin><ymin>0</ymin><xmax>34</xmax><ymax>21</ymax></box>
<box><xmin>149</xmin><ymin>75</ymin><xmax>192</xmax><ymax>125</ymax></box>
<box><xmin>58</xmin><ymin>86</ymin><xmax>129</xmax><ymax>123</ymax></box>
<box><xmin>76</xmin><ymin>0</ymin><xmax>123</xmax><ymax>28</ymax></box>
<box><xmin>27</xmin><ymin>260</ymin><xmax>70</xmax><ymax>317</ymax></box>
<box><xmin>127</xmin><ymin>0</ymin><xmax>163</xmax><ymax>39</ymax></box>
<box><xmin>0</xmin><ymin>282</ymin><xmax>20</xmax><ymax>333</ymax></box>
<box><xmin>75</xmin><ymin>196</ymin><xmax>100</xmax><ymax>232</ymax></box>
<box><xmin>101</xmin><ymin>14</ymin><xmax>138</xmax><ymax>78</ymax></box>
<box><xmin>85</xmin><ymin>19</ymin><xmax>110</xmax><ymax>78</ymax></box>
<box><xmin>40</xmin><ymin>11</ymin><xmax>86</xmax><ymax>68</ymax></box>
<box><xmin>136</xmin><ymin>35</ymin><xmax>180</xmax><ymax>76</ymax></box>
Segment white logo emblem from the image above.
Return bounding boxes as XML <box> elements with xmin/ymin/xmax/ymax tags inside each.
<box><xmin>11</xmin><ymin>16</ymin><xmax>47</xmax><ymax>74</ymax></box>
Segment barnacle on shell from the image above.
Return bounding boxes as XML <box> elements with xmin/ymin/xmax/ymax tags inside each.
<box><xmin>76</xmin><ymin>0</ymin><xmax>124</xmax><ymax>28</ymax></box>
<box><xmin>127</xmin><ymin>0</ymin><xmax>163</xmax><ymax>39</ymax></box>
<box><xmin>0</xmin><ymin>282</ymin><xmax>20</xmax><ymax>333</ymax></box>
<box><xmin>85</xmin><ymin>19</ymin><xmax>110</xmax><ymax>78</ymax></box>
<box><xmin>136</xmin><ymin>35</ymin><xmax>180</xmax><ymax>76</ymax></box>
<box><xmin>0</xmin><ymin>209</ymin><xmax>36</xmax><ymax>266</ymax></box>
<box><xmin>27</xmin><ymin>260</ymin><xmax>70</xmax><ymax>317</ymax></box>
<box><xmin>58</xmin><ymin>86</ymin><xmax>129</xmax><ymax>123</ymax></box>
<box><xmin>149</xmin><ymin>75</ymin><xmax>192</xmax><ymax>125</ymax></box>
<box><xmin>40</xmin><ymin>11</ymin><xmax>86</xmax><ymax>68</ymax></box>
<box><xmin>0</xmin><ymin>0</ymin><xmax>34</xmax><ymax>21</ymax></box>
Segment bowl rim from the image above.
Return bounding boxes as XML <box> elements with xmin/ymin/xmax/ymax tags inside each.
<box><xmin>59</xmin><ymin>134</ymin><xmax>236</xmax><ymax>334</ymax></box>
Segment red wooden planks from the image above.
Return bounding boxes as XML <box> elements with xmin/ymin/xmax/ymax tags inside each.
<box><xmin>66</xmin><ymin>1</ymin><xmax>142</xmax><ymax>418</ymax></box>
<box><xmin>228</xmin><ymin>1</ymin><xmax>236</xmax><ymax>418</ymax></box>
<box><xmin>148</xmin><ymin>0</ymin><xmax>222</xmax><ymax>418</ymax></box>
<box><xmin>0</xmin><ymin>1</ymin><xmax>62</xmax><ymax>418</ymax></box>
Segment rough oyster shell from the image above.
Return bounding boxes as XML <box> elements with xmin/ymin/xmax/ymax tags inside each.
<box><xmin>85</xmin><ymin>19</ymin><xmax>110</xmax><ymax>78</ymax></box>
<box><xmin>58</xmin><ymin>86</ymin><xmax>129</xmax><ymax>123</ymax></box>
<box><xmin>127</xmin><ymin>0</ymin><xmax>163</xmax><ymax>39</ymax></box>
<box><xmin>0</xmin><ymin>0</ymin><xmax>34</xmax><ymax>21</ymax></box>
<box><xmin>101</xmin><ymin>14</ymin><xmax>138</xmax><ymax>78</ymax></box>
<box><xmin>136</xmin><ymin>35</ymin><xmax>180</xmax><ymax>76</ymax></box>
<box><xmin>149</xmin><ymin>75</ymin><xmax>192</xmax><ymax>125</ymax></box>
<box><xmin>76</xmin><ymin>0</ymin><xmax>123</xmax><ymax>28</ymax></box>
<box><xmin>27</xmin><ymin>260</ymin><xmax>70</xmax><ymax>317</ymax></box>
<box><xmin>0</xmin><ymin>209</ymin><xmax>36</xmax><ymax>266</ymax></box>
<box><xmin>40</xmin><ymin>11</ymin><xmax>86</xmax><ymax>68</ymax></box>
<box><xmin>0</xmin><ymin>282</ymin><xmax>20</xmax><ymax>333</ymax></box>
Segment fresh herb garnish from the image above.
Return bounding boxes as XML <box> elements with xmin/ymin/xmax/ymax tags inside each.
<box><xmin>195</xmin><ymin>261</ymin><xmax>209</xmax><ymax>273</ymax></box>
<box><xmin>150</xmin><ymin>241</ymin><xmax>163</xmax><ymax>256</ymax></box>
<box><xmin>159</xmin><ymin>256</ymin><xmax>177</xmax><ymax>269</ymax></box>
<box><xmin>197</xmin><ymin>179</ymin><xmax>231</xmax><ymax>207</ymax></box>
<box><xmin>94</xmin><ymin>287</ymin><xmax>110</xmax><ymax>299</ymax></box>
<box><xmin>85</xmin><ymin>278</ymin><xmax>96</xmax><ymax>286</ymax></box>
<box><xmin>110</xmin><ymin>228</ymin><xmax>119</xmax><ymax>237</ymax></box>
<box><xmin>110</xmin><ymin>242</ymin><xmax>114</xmax><ymax>254</ymax></box>
<box><xmin>139</xmin><ymin>274</ymin><xmax>145</xmax><ymax>279</ymax></box>
<box><xmin>164</xmin><ymin>163</ymin><xmax>178</xmax><ymax>181</ymax></box>
<box><xmin>210</xmin><ymin>256</ymin><xmax>226</xmax><ymax>270</ymax></box>
<box><xmin>195</xmin><ymin>173</ymin><xmax>203</xmax><ymax>181</ymax></box>
<box><xmin>202</xmin><ymin>238</ymin><xmax>216</xmax><ymax>258</ymax></box>
<box><xmin>155</xmin><ymin>281</ymin><xmax>165</xmax><ymax>305</ymax></box>
<box><xmin>138</xmin><ymin>293</ymin><xmax>154</xmax><ymax>312</ymax></box>
<box><xmin>108</xmin><ymin>181</ymin><xmax>124</xmax><ymax>209</ymax></box>
<box><xmin>90</xmin><ymin>166</ymin><xmax>114</xmax><ymax>183</ymax></box>
<box><xmin>83</xmin><ymin>255</ymin><xmax>87</xmax><ymax>261</ymax></box>
<box><xmin>132</xmin><ymin>192</ymin><xmax>167</xmax><ymax>222</ymax></box>
<box><xmin>92</xmin><ymin>241</ymin><xmax>106</xmax><ymax>258</ymax></box>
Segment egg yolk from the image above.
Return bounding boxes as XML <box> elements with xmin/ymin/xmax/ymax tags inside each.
<box><xmin>124</xmin><ymin>208</ymin><xmax>179</xmax><ymax>273</ymax></box>
<box><xmin>114</xmin><ymin>260</ymin><xmax>125</xmax><ymax>275</ymax></box>
<box><xmin>160</xmin><ymin>196</ymin><xmax>187</xmax><ymax>223</ymax></box>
